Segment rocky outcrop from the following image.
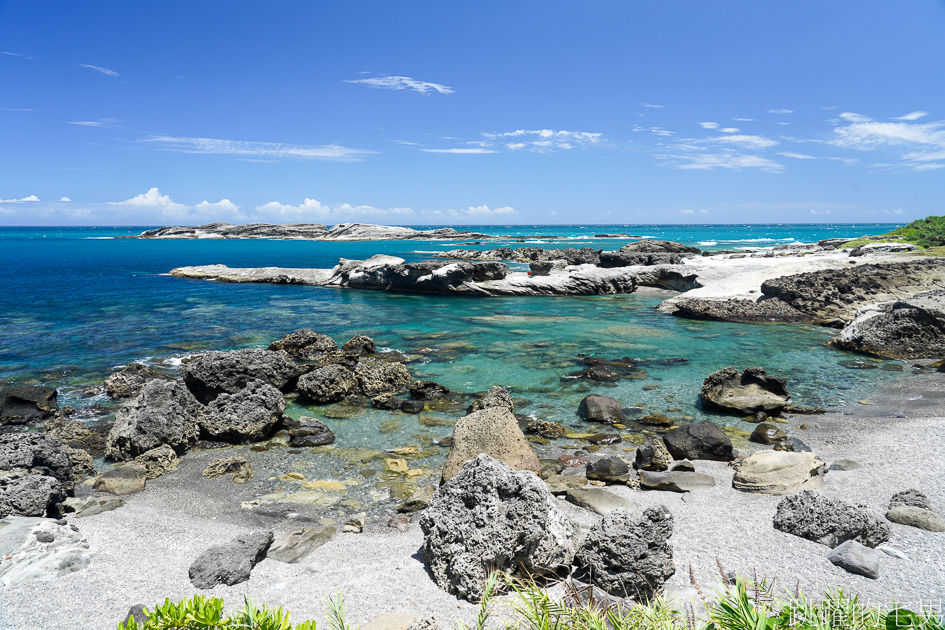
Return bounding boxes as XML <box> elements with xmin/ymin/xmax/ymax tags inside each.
<box><xmin>467</xmin><ymin>386</ymin><xmax>514</xmax><ymax>414</ymax></box>
<box><xmin>341</xmin><ymin>335</ymin><xmax>376</xmax><ymax>356</ymax></box>
<box><xmin>759</xmin><ymin>259</ymin><xmax>945</xmax><ymax>324</ymax></box>
<box><xmin>829</xmin><ymin>290</ymin><xmax>945</xmax><ymax>359</ymax></box>
<box><xmin>268</xmin><ymin>330</ymin><xmax>338</xmax><ymax>358</ymax></box>
<box><xmin>420</xmin><ymin>455</ymin><xmax>577</xmax><ymax>602</ymax></box>
<box><xmin>181</xmin><ymin>349</ymin><xmax>301</xmax><ymax>403</ymax></box>
<box><xmin>297</xmin><ymin>365</ymin><xmax>357</xmax><ymax>403</ymax></box>
<box><xmin>188</xmin><ymin>531</ymin><xmax>273</xmax><ymax>589</ymax></box>
<box><xmin>577</xmin><ymin>394</ymin><xmax>625</xmax><ymax>424</ymax></box>
<box><xmin>0</xmin><ymin>434</ymin><xmax>74</xmax><ymax>485</ymax></box>
<box><xmin>104</xmin><ymin>364</ymin><xmax>173</xmax><ymax>399</ymax></box>
<box><xmin>0</xmin><ymin>475</ymin><xmax>68</xmax><ymax>518</ymax></box>
<box><xmin>662</xmin><ymin>421</ymin><xmax>734</xmax><ymax>461</ymax></box>
<box><xmin>575</xmin><ymin>506</ymin><xmax>675</xmax><ymax>600</ymax></box>
<box><xmin>773</xmin><ymin>490</ymin><xmax>890</xmax><ymax>548</ymax></box>
<box><xmin>409</xmin><ymin>380</ymin><xmax>451</xmax><ymax>400</ymax></box>
<box><xmin>620</xmin><ymin>240</ymin><xmax>700</xmax><ymax>255</ymax></box>
<box><xmin>199</xmin><ymin>380</ymin><xmax>285</xmax><ymax>444</ymax></box>
<box><xmin>700</xmin><ymin>367</ymin><xmax>790</xmax><ymax>415</ymax></box>
<box><xmin>0</xmin><ymin>518</ymin><xmax>92</xmax><ymax>586</ymax></box>
<box><xmin>599</xmin><ymin>252</ymin><xmax>692</xmax><ymax>267</ymax></box>
<box><xmin>355</xmin><ymin>360</ymin><xmax>412</xmax><ymax>397</ymax></box>
<box><xmin>634</xmin><ymin>438</ymin><xmax>673</xmax><ymax>472</ymax></box>
<box><xmin>0</xmin><ymin>386</ymin><xmax>58</xmax><ymax>425</ymax></box>
<box><xmin>732</xmin><ymin>451</ymin><xmax>825</xmax><ymax>495</ymax></box>
<box><xmin>441</xmin><ymin>407</ymin><xmax>540</xmax><ymax>482</ymax></box>
<box><xmin>105</xmin><ymin>380</ymin><xmax>202</xmax><ymax>460</ymax></box>
<box><xmin>671</xmin><ymin>298</ymin><xmax>809</xmax><ymax>323</ymax></box>
<box><xmin>139</xmin><ymin>222</ymin><xmax>494</xmax><ymax>241</ymax></box>
<box><xmin>132</xmin><ymin>445</ymin><xmax>180</xmax><ymax>479</ymax></box>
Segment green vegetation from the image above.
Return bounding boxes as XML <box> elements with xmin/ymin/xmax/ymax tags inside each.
<box><xmin>888</xmin><ymin>216</ymin><xmax>945</xmax><ymax>249</ymax></box>
<box><xmin>117</xmin><ymin>576</ymin><xmax>944</xmax><ymax>630</ymax></box>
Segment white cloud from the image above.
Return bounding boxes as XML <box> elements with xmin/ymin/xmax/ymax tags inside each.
<box><xmin>476</xmin><ymin>129</ymin><xmax>602</xmax><ymax>152</ymax></box>
<box><xmin>1</xmin><ymin>51</ymin><xmax>32</xmax><ymax>59</ymax></box>
<box><xmin>67</xmin><ymin>118</ymin><xmax>122</xmax><ymax>128</ymax></box>
<box><xmin>421</xmin><ymin>148</ymin><xmax>498</xmax><ymax>154</ymax></box>
<box><xmin>0</xmin><ymin>195</ymin><xmax>40</xmax><ymax>202</ymax></box>
<box><xmin>459</xmin><ymin>205</ymin><xmax>514</xmax><ymax>216</ymax></box>
<box><xmin>767</xmin><ymin>109</ymin><xmax>794</xmax><ymax>114</ymax></box>
<box><xmin>60</xmin><ymin>197</ymin><xmax>71</xmax><ymax>202</ymax></box>
<box><xmin>778</xmin><ymin>152</ymin><xmax>817</xmax><ymax>160</ymax></box>
<box><xmin>672</xmin><ymin>153</ymin><xmax>785</xmax><ymax>173</ymax></box>
<box><xmin>78</xmin><ymin>63</ymin><xmax>119</xmax><ymax>77</ymax></box>
<box><xmin>108</xmin><ymin>188</ymin><xmax>186</xmax><ymax>212</ymax></box>
<box><xmin>719</xmin><ymin>127</ymin><xmax>739</xmax><ymax>133</ymax></box>
<box><xmin>649</xmin><ymin>128</ymin><xmax>674</xmax><ymax>137</ymax></box>
<box><xmin>698</xmin><ymin>122</ymin><xmax>719</xmax><ymax>129</ymax></box>
<box><xmin>839</xmin><ymin>112</ymin><xmax>873</xmax><ymax>123</ymax></box>
<box><xmin>809</xmin><ymin>208</ymin><xmax>831</xmax><ymax>215</ymax></box>
<box><xmin>140</xmin><ymin>135</ymin><xmax>375</xmax><ymax>161</ymax></box>
<box><xmin>705</xmin><ymin>134</ymin><xmax>779</xmax><ymax>149</ymax></box>
<box><xmin>679</xmin><ymin>209</ymin><xmax>694</xmax><ymax>214</ymax></box>
<box><xmin>894</xmin><ymin>111</ymin><xmax>929</xmax><ymax>121</ymax></box>
<box><xmin>255</xmin><ymin>198</ymin><xmax>513</xmax><ymax>222</ymax></box>
<box><xmin>1</xmin><ymin>108</ymin><xmax>36</xmax><ymax>112</ymax></box>
<box><xmin>639</xmin><ymin>103</ymin><xmax>664</xmax><ymax>108</ymax></box>
<box><xmin>914</xmin><ymin>163</ymin><xmax>945</xmax><ymax>171</ymax></box>
<box><xmin>831</xmin><ymin>115</ymin><xmax>945</xmax><ymax>170</ymax></box>
<box><xmin>107</xmin><ymin>187</ymin><xmax>244</xmax><ymax>222</ymax></box>
<box><xmin>345</xmin><ymin>75</ymin><xmax>453</xmax><ymax>95</ymax></box>
<box><xmin>733</xmin><ymin>118</ymin><xmax>755</xmax><ymax>122</ymax></box>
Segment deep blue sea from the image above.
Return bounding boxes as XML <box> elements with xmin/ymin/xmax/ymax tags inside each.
<box><xmin>0</xmin><ymin>223</ymin><xmax>912</xmax><ymax>512</ymax></box>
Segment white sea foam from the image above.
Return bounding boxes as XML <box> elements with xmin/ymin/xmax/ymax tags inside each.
<box><xmin>83</xmin><ymin>237</ymin><xmax>114</xmax><ymax>240</ymax></box>
<box><xmin>699</xmin><ymin>241</ymin><xmax>718</xmax><ymax>246</ymax></box>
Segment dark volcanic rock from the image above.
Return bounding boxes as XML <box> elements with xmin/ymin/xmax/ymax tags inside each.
<box><xmin>830</xmin><ymin>290</ymin><xmax>945</xmax><ymax>359</ymax></box>
<box><xmin>671</xmin><ymin>297</ymin><xmax>809</xmax><ymax>323</ymax></box>
<box><xmin>268</xmin><ymin>329</ymin><xmax>338</xmax><ymax>359</ymax></box>
<box><xmin>420</xmin><ymin>454</ymin><xmax>577</xmax><ymax>602</ymax></box>
<box><xmin>104</xmin><ymin>363</ymin><xmax>174</xmax><ymax>399</ymax></box>
<box><xmin>599</xmin><ymin>252</ymin><xmax>691</xmax><ymax>267</ymax></box>
<box><xmin>0</xmin><ymin>385</ymin><xmax>58</xmax><ymax>425</ymax></box>
<box><xmin>199</xmin><ymin>380</ymin><xmax>285</xmax><ymax>444</ymax></box>
<box><xmin>634</xmin><ymin>438</ymin><xmax>673</xmax><ymax>472</ymax></box>
<box><xmin>371</xmin><ymin>394</ymin><xmax>404</xmax><ymax>410</ymax></box>
<box><xmin>586</xmin><ymin>456</ymin><xmax>630</xmax><ymax>483</ymax></box>
<box><xmin>0</xmin><ymin>433</ymin><xmax>75</xmax><ymax>484</ymax></box>
<box><xmin>105</xmin><ymin>380</ymin><xmax>202</xmax><ymax>460</ymax></box>
<box><xmin>409</xmin><ymin>380</ymin><xmax>451</xmax><ymax>400</ymax></box>
<box><xmin>341</xmin><ymin>334</ymin><xmax>376</xmax><ymax>356</ymax></box>
<box><xmin>889</xmin><ymin>489</ymin><xmax>932</xmax><ymax>511</ymax></box>
<box><xmin>297</xmin><ymin>364</ymin><xmax>357</xmax><ymax>403</ymax></box>
<box><xmin>700</xmin><ymin>367</ymin><xmax>790</xmax><ymax>415</ymax></box>
<box><xmin>189</xmin><ymin>531</ymin><xmax>273</xmax><ymax>589</ymax></box>
<box><xmin>773</xmin><ymin>490</ymin><xmax>890</xmax><ymax>548</ymax></box>
<box><xmin>575</xmin><ymin>506</ymin><xmax>675</xmax><ymax>600</ymax></box>
<box><xmin>287</xmin><ymin>416</ymin><xmax>336</xmax><ymax>447</ymax></box>
<box><xmin>0</xmin><ymin>474</ymin><xmax>67</xmax><ymax>518</ymax></box>
<box><xmin>577</xmin><ymin>394</ymin><xmax>625</xmax><ymax>424</ymax></box>
<box><xmin>663</xmin><ymin>421</ymin><xmax>734</xmax><ymax>462</ymax></box>
<box><xmin>181</xmin><ymin>349</ymin><xmax>301</xmax><ymax>404</ymax></box>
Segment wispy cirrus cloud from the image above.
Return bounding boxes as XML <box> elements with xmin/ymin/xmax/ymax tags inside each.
<box><xmin>894</xmin><ymin>111</ymin><xmax>928</xmax><ymax>121</ymax></box>
<box><xmin>638</xmin><ymin>103</ymin><xmax>664</xmax><ymax>108</ymax></box>
<box><xmin>345</xmin><ymin>74</ymin><xmax>453</xmax><ymax>95</ymax></box>
<box><xmin>779</xmin><ymin>152</ymin><xmax>818</xmax><ymax>160</ymax></box>
<box><xmin>1</xmin><ymin>108</ymin><xmax>36</xmax><ymax>112</ymax></box>
<box><xmin>421</xmin><ymin>148</ymin><xmax>497</xmax><ymax>154</ymax></box>
<box><xmin>670</xmin><ymin>153</ymin><xmax>785</xmax><ymax>173</ymax></box>
<box><xmin>1</xmin><ymin>51</ymin><xmax>32</xmax><ymax>59</ymax></box>
<box><xmin>68</xmin><ymin>118</ymin><xmax>123</xmax><ymax>128</ymax></box>
<box><xmin>831</xmin><ymin>111</ymin><xmax>945</xmax><ymax>170</ymax></box>
<box><xmin>703</xmin><ymin>134</ymin><xmax>779</xmax><ymax>149</ymax></box>
<box><xmin>78</xmin><ymin>63</ymin><xmax>119</xmax><ymax>77</ymax></box>
<box><xmin>256</xmin><ymin>197</ymin><xmax>513</xmax><ymax>221</ymax></box>
<box><xmin>140</xmin><ymin>135</ymin><xmax>376</xmax><ymax>161</ymax></box>
<box><xmin>483</xmin><ymin>128</ymin><xmax>603</xmax><ymax>152</ymax></box>
<box><xmin>767</xmin><ymin>109</ymin><xmax>794</xmax><ymax>115</ymax></box>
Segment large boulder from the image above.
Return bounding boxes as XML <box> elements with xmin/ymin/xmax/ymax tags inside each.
<box><xmin>410</xmin><ymin>380</ymin><xmax>451</xmax><ymax>400</ymax></box>
<box><xmin>577</xmin><ymin>394</ymin><xmax>625</xmax><ymax>424</ymax></box>
<box><xmin>466</xmin><ymin>386</ymin><xmax>514</xmax><ymax>414</ymax></box>
<box><xmin>341</xmin><ymin>335</ymin><xmax>376</xmax><ymax>356</ymax></box>
<box><xmin>662</xmin><ymin>421</ymin><xmax>734</xmax><ymax>461</ymax></box>
<box><xmin>199</xmin><ymin>380</ymin><xmax>285</xmax><ymax>444</ymax></box>
<box><xmin>103</xmin><ymin>363</ymin><xmax>173</xmax><ymax>399</ymax></box>
<box><xmin>732</xmin><ymin>451</ymin><xmax>825</xmax><ymax>495</ymax></box>
<box><xmin>355</xmin><ymin>360</ymin><xmax>412</xmax><ymax>397</ymax></box>
<box><xmin>830</xmin><ymin>290</ymin><xmax>945</xmax><ymax>359</ymax></box>
<box><xmin>188</xmin><ymin>531</ymin><xmax>273</xmax><ymax>589</ymax></box>
<box><xmin>0</xmin><ymin>386</ymin><xmax>58</xmax><ymax>425</ymax></box>
<box><xmin>619</xmin><ymin>240</ymin><xmax>700</xmax><ymax>255</ymax></box>
<box><xmin>441</xmin><ymin>407</ymin><xmax>540</xmax><ymax>483</ymax></box>
<box><xmin>575</xmin><ymin>506</ymin><xmax>675</xmax><ymax>600</ymax></box>
<box><xmin>268</xmin><ymin>329</ymin><xmax>338</xmax><ymax>359</ymax></box>
<box><xmin>181</xmin><ymin>349</ymin><xmax>301</xmax><ymax>404</ymax></box>
<box><xmin>297</xmin><ymin>365</ymin><xmax>357</xmax><ymax>403</ymax></box>
<box><xmin>0</xmin><ymin>474</ymin><xmax>68</xmax><ymax>518</ymax></box>
<box><xmin>105</xmin><ymin>380</ymin><xmax>202</xmax><ymax>460</ymax></box>
<box><xmin>0</xmin><ymin>434</ymin><xmax>74</xmax><ymax>485</ymax></box>
<box><xmin>634</xmin><ymin>438</ymin><xmax>673</xmax><ymax>472</ymax></box>
<box><xmin>773</xmin><ymin>490</ymin><xmax>890</xmax><ymax>548</ymax></box>
<box><xmin>420</xmin><ymin>455</ymin><xmax>577</xmax><ymax>602</ymax></box>
<box><xmin>700</xmin><ymin>367</ymin><xmax>790</xmax><ymax>415</ymax></box>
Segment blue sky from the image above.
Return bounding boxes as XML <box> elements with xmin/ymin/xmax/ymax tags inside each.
<box><xmin>1</xmin><ymin>0</ymin><xmax>944</xmax><ymax>226</ymax></box>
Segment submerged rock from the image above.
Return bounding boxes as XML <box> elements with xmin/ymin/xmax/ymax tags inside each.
<box><xmin>773</xmin><ymin>490</ymin><xmax>889</xmax><ymax>548</ymax></box>
<box><xmin>355</xmin><ymin>360</ymin><xmax>412</xmax><ymax>397</ymax></box>
<box><xmin>199</xmin><ymin>380</ymin><xmax>285</xmax><ymax>444</ymax></box>
<box><xmin>575</xmin><ymin>506</ymin><xmax>675</xmax><ymax>600</ymax></box>
<box><xmin>441</xmin><ymin>407</ymin><xmax>540</xmax><ymax>483</ymax></box>
<box><xmin>700</xmin><ymin>367</ymin><xmax>791</xmax><ymax>415</ymax></box>
<box><xmin>189</xmin><ymin>530</ymin><xmax>273</xmax><ymax>589</ymax></box>
<box><xmin>526</xmin><ymin>420</ymin><xmax>567</xmax><ymax>439</ymax></box>
<box><xmin>577</xmin><ymin>394</ymin><xmax>625</xmax><ymax>424</ymax></box>
<box><xmin>420</xmin><ymin>455</ymin><xmax>577</xmax><ymax>602</ymax></box>
<box><xmin>409</xmin><ymin>380</ymin><xmax>451</xmax><ymax>400</ymax></box>
<box><xmin>286</xmin><ymin>416</ymin><xmax>336</xmax><ymax>447</ymax></box>
<box><xmin>181</xmin><ymin>349</ymin><xmax>301</xmax><ymax>404</ymax></box>
<box><xmin>105</xmin><ymin>380</ymin><xmax>201</xmax><ymax>461</ymax></box>
<box><xmin>0</xmin><ymin>386</ymin><xmax>58</xmax><ymax>425</ymax></box>
<box><xmin>104</xmin><ymin>363</ymin><xmax>173</xmax><ymax>399</ymax></box>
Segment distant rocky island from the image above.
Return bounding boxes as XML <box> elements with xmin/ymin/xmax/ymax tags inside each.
<box><xmin>129</xmin><ymin>221</ymin><xmax>644</xmax><ymax>241</ymax></box>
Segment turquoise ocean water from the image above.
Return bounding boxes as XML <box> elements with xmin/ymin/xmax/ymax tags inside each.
<box><xmin>0</xmin><ymin>223</ymin><xmax>913</xmax><ymax>513</ymax></box>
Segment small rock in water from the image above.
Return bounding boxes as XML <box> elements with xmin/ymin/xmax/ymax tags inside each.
<box><xmin>587</xmin><ymin>433</ymin><xmax>621</xmax><ymax>446</ymax></box>
<box><xmin>827</xmin><ymin>540</ymin><xmax>880</xmax><ymax>579</ymax></box>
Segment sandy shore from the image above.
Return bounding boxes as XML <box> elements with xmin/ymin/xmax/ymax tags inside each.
<box><xmin>1</xmin><ymin>374</ymin><xmax>943</xmax><ymax>629</ymax></box>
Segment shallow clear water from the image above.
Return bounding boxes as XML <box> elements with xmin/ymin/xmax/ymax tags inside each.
<box><xmin>0</xmin><ymin>223</ymin><xmax>910</xmax><ymax>517</ymax></box>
